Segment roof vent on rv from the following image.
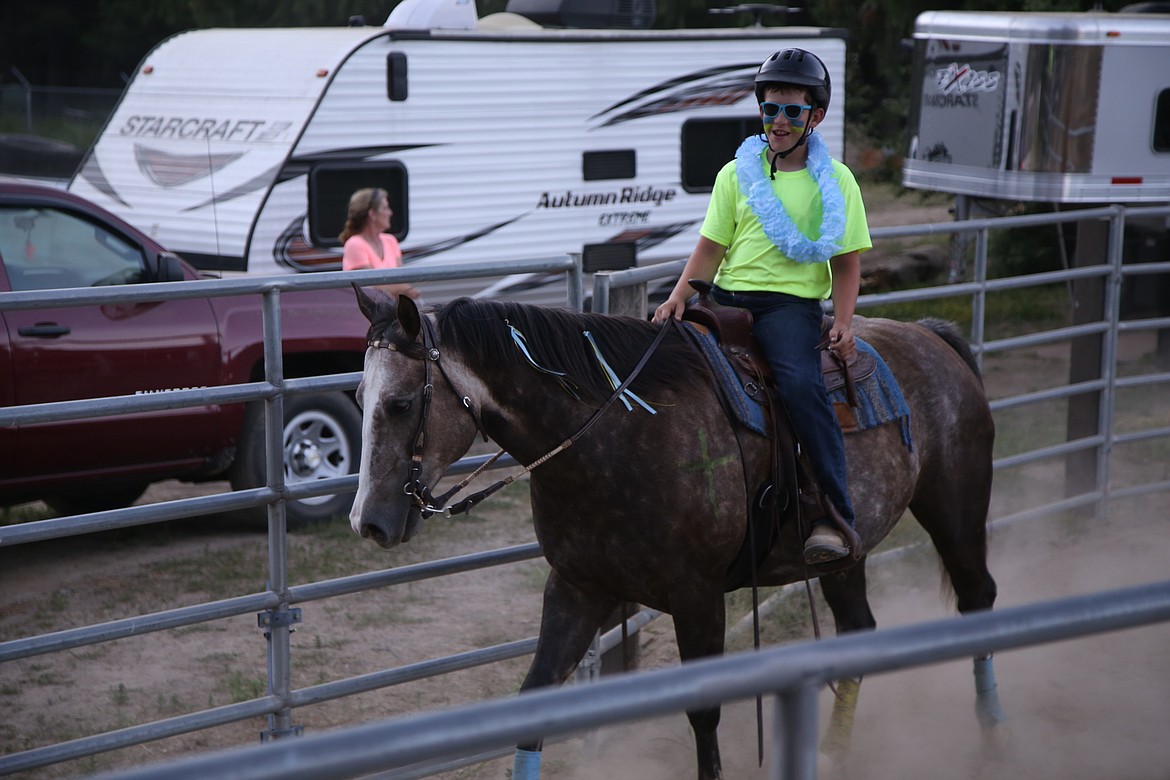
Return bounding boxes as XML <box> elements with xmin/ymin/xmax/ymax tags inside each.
<box><xmin>504</xmin><ymin>0</ymin><xmax>657</xmax><ymax>29</ymax></box>
<box><xmin>384</xmin><ymin>0</ymin><xmax>478</xmax><ymax>30</ymax></box>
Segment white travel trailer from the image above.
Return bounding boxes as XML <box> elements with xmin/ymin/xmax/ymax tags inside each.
<box><xmin>69</xmin><ymin>0</ymin><xmax>847</xmax><ymax>303</ymax></box>
<box><xmin>902</xmin><ymin>9</ymin><xmax>1170</xmax><ymax>203</ymax></box>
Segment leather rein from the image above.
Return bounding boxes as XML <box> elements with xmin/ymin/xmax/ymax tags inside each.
<box><xmin>367</xmin><ymin>313</ymin><xmax>674</xmax><ymax>520</ymax></box>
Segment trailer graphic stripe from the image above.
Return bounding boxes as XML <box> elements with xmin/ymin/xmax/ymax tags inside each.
<box><xmin>592</xmin><ymin>64</ymin><xmax>757</xmax><ymax>127</ymax></box>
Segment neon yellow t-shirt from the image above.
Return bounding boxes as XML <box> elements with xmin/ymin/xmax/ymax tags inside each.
<box><xmin>701</xmin><ymin>148</ymin><xmax>871</xmax><ymax>300</ymax></box>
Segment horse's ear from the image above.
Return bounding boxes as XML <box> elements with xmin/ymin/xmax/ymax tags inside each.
<box><xmin>398</xmin><ymin>293</ymin><xmax>421</xmax><ymax>340</ymax></box>
<box><xmin>353</xmin><ymin>283</ymin><xmax>393</xmax><ymax>324</ymax></box>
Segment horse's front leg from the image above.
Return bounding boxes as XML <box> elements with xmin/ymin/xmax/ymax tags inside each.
<box><xmin>512</xmin><ymin>568</ymin><xmax>617</xmax><ymax>780</ymax></box>
<box><xmin>672</xmin><ymin>587</ymin><xmax>728</xmax><ymax>780</ymax></box>
<box><xmin>817</xmin><ymin>563</ymin><xmax>877</xmax><ymax>769</ymax></box>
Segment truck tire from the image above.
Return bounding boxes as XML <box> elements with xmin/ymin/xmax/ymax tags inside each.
<box><xmin>230</xmin><ymin>392</ymin><xmax>363</xmax><ymax>529</ymax></box>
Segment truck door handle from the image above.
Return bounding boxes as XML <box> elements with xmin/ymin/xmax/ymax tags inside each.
<box><xmin>18</xmin><ymin>323</ymin><xmax>72</xmax><ymax>338</ymax></box>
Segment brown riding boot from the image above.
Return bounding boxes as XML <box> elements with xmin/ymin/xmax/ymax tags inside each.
<box><xmin>804</xmin><ymin>523</ymin><xmax>850</xmax><ymax>565</ymax></box>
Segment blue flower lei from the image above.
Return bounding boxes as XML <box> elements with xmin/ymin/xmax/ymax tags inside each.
<box><xmin>735</xmin><ymin>131</ymin><xmax>846</xmax><ymax>264</ymax></box>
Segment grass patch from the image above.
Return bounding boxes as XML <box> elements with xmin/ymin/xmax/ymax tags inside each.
<box><xmin>222</xmin><ymin>670</ymin><xmax>266</xmax><ymax>703</ymax></box>
<box><xmin>992</xmin><ymin>400</ymin><xmax>1071</xmax><ymax>459</ymax></box>
<box><xmin>144</xmin><ymin>545</ymin><xmax>267</xmax><ymax>601</ymax></box>
<box><xmin>860</xmin><ymin>280</ymin><xmax>1071</xmax><ymax>340</ymax></box>
<box><xmin>154</xmin><ymin>692</ymin><xmax>188</xmax><ymax>716</ymax></box>
<box><xmin>518</xmin><ymin>560</ymin><xmax>551</xmax><ymax>594</ymax></box>
<box><xmin>347</xmin><ymin>608</ymin><xmax>428</xmax><ymax>631</ymax></box>
<box><xmin>0</xmin><ymin>502</ymin><xmax>53</xmax><ymax>526</ymax></box>
<box><xmin>725</xmin><ymin>584</ymin><xmax>820</xmax><ymax>653</ymax></box>
<box><xmin>873</xmin><ymin>511</ymin><xmax>929</xmax><ymax>553</ymax></box>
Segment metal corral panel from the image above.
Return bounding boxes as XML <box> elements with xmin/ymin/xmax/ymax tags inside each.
<box><xmin>903</xmin><ymin>11</ymin><xmax>1170</xmax><ymax>202</ymax></box>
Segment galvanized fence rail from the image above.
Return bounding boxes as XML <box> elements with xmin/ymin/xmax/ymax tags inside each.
<box><xmin>0</xmin><ymin>256</ymin><xmax>578</xmax><ymax>775</ymax></box>
<box><xmin>1</xmin><ymin>205</ymin><xmax>1168</xmax><ymax>778</ymax></box>
<box><xmin>596</xmin><ymin>203</ymin><xmax>1170</xmax><ymax>525</ymax></box>
<box><xmin>87</xmin><ymin>579</ymin><xmax>1170</xmax><ymax>780</ymax></box>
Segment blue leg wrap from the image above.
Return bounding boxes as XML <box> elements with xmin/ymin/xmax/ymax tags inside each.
<box><xmin>512</xmin><ymin>748</ymin><xmax>542</xmax><ymax>780</ymax></box>
<box><xmin>973</xmin><ymin>653</ymin><xmax>1008</xmax><ymax>728</ymax></box>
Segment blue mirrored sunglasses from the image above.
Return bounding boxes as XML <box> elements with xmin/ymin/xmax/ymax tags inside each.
<box><xmin>760</xmin><ymin>102</ymin><xmax>812</xmax><ymax>120</ymax></box>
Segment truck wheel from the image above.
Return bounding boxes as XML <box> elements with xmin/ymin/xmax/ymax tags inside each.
<box><xmin>44</xmin><ymin>483</ymin><xmax>149</xmax><ymax>516</ymax></box>
<box><xmin>230</xmin><ymin>392</ymin><xmax>363</xmax><ymax>529</ymax></box>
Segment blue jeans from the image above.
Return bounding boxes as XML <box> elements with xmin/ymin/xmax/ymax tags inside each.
<box><xmin>711</xmin><ymin>287</ymin><xmax>856</xmax><ymax>527</ymax></box>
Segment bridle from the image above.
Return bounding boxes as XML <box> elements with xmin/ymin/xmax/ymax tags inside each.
<box><xmin>367</xmin><ymin>314</ymin><xmax>490</xmax><ymax>519</ymax></box>
<box><xmin>366</xmin><ymin>313</ymin><xmax>674</xmax><ymax>519</ymax></box>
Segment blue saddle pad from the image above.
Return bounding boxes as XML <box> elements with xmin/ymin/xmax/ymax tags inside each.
<box><xmin>830</xmin><ymin>338</ymin><xmax>913</xmax><ymax>450</ymax></box>
<box><xmin>680</xmin><ymin>321</ymin><xmax>768</xmax><ymax>436</ymax></box>
<box><xmin>682</xmin><ymin>323</ymin><xmax>912</xmax><ymax>449</ymax></box>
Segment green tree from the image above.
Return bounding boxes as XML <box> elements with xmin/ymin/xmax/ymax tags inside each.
<box><xmin>0</xmin><ymin>0</ymin><xmax>1141</xmax><ymax>154</ymax></box>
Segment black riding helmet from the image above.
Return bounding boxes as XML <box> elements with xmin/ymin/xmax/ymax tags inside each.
<box><xmin>754</xmin><ymin>48</ymin><xmax>831</xmax><ymax>112</ymax></box>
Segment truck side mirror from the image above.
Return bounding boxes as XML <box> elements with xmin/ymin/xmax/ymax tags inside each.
<box><xmin>155</xmin><ymin>252</ymin><xmax>187</xmax><ymax>282</ymax></box>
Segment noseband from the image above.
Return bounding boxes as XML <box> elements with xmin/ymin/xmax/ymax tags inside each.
<box><xmin>368</xmin><ymin>313</ymin><xmax>674</xmax><ymax>519</ymax></box>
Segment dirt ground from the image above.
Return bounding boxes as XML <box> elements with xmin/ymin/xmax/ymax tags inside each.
<box><xmin>4</xmin><ymin>192</ymin><xmax>1170</xmax><ymax>779</ymax></box>
<box><xmin>3</xmin><ymin>396</ymin><xmax>1168</xmax><ymax>780</ymax></box>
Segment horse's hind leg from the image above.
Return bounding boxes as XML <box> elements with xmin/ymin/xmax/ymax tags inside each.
<box><xmin>817</xmin><ymin>563</ymin><xmax>877</xmax><ymax>766</ymax></box>
<box><xmin>910</xmin><ymin>474</ymin><xmax>1007</xmax><ymax>730</ymax></box>
<box><xmin>512</xmin><ymin>569</ymin><xmax>617</xmax><ymax>779</ymax></box>
<box><xmin>910</xmin><ymin>475</ymin><xmax>997</xmax><ymax>616</ymax></box>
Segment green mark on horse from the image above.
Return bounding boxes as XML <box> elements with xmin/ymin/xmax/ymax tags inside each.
<box><xmin>681</xmin><ymin>429</ymin><xmax>737</xmax><ymax>512</ymax></box>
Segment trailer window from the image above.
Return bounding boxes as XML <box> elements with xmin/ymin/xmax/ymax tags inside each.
<box><xmin>387</xmin><ymin>52</ymin><xmax>408</xmax><ymax>102</ymax></box>
<box><xmin>308</xmin><ymin>162</ymin><xmax>409</xmax><ymax>248</ymax></box>
<box><xmin>1155</xmin><ymin>89</ymin><xmax>1170</xmax><ymax>153</ymax></box>
<box><xmin>681</xmin><ymin>118</ymin><xmax>759</xmax><ymax>192</ymax></box>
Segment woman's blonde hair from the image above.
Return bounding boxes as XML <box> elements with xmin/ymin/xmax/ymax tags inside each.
<box><xmin>338</xmin><ymin>187</ymin><xmax>388</xmax><ymax>243</ymax></box>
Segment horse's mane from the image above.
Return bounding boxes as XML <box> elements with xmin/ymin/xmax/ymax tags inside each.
<box><xmin>436</xmin><ymin>298</ymin><xmax>709</xmax><ymax>404</ymax></box>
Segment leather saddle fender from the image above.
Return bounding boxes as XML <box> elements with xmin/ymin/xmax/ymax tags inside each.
<box><xmin>682</xmin><ymin>279</ymin><xmax>864</xmax><ymax>563</ymax></box>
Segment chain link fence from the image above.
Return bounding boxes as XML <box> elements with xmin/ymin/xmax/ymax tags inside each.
<box><xmin>0</xmin><ymin>71</ymin><xmax>120</xmax><ymax>180</ymax></box>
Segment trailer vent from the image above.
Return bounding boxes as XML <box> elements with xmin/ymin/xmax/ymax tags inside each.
<box><xmin>505</xmin><ymin>0</ymin><xmax>655</xmax><ymax>29</ymax></box>
<box><xmin>583</xmin><ymin>242</ymin><xmax>636</xmax><ymax>272</ymax></box>
<box><xmin>583</xmin><ymin>150</ymin><xmax>636</xmax><ymax>181</ymax></box>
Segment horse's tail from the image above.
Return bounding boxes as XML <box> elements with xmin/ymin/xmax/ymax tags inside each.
<box><xmin>916</xmin><ymin>318</ymin><xmax>983</xmax><ymax>384</ymax></box>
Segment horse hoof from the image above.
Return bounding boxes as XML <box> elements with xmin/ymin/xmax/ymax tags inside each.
<box><xmin>818</xmin><ymin>749</ymin><xmax>849</xmax><ymax>780</ymax></box>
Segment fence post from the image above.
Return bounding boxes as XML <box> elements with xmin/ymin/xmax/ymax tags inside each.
<box><xmin>1064</xmin><ymin>212</ymin><xmax>1109</xmax><ymax>508</ymax></box>
<box><xmin>9</xmin><ymin>67</ymin><xmax>33</xmax><ymax>132</ymax></box>
<box><xmin>258</xmin><ymin>287</ymin><xmax>302</xmax><ymax>741</ymax></box>
<box><xmin>567</xmin><ymin>252</ymin><xmax>584</xmax><ymax>312</ymax></box>
<box><xmin>772</xmin><ymin>682</ymin><xmax>819</xmax><ymax>780</ymax></box>
<box><xmin>593</xmin><ymin>271</ymin><xmax>647</xmax><ymax>319</ymax></box>
<box><xmin>948</xmin><ymin>194</ymin><xmax>971</xmax><ymax>282</ymax></box>
<box><xmin>1095</xmin><ymin>207</ymin><xmax>1126</xmax><ymax>520</ymax></box>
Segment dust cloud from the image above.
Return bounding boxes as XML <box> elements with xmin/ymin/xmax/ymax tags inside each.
<box><xmin>528</xmin><ymin>503</ymin><xmax>1170</xmax><ymax>780</ymax></box>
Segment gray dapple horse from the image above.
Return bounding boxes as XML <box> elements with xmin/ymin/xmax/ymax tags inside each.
<box><xmin>349</xmin><ymin>288</ymin><xmax>1003</xmax><ymax>779</ymax></box>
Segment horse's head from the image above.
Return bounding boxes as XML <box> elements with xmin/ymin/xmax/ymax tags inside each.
<box><xmin>349</xmin><ymin>286</ymin><xmax>484</xmax><ymax>548</ymax></box>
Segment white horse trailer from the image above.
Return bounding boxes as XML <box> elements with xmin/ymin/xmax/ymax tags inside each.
<box><xmin>69</xmin><ymin>0</ymin><xmax>848</xmax><ymax>304</ymax></box>
<box><xmin>902</xmin><ymin>10</ymin><xmax>1170</xmax><ymax>204</ymax></box>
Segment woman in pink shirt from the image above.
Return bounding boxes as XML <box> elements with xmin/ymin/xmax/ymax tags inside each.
<box><xmin>339</xmin><ymin>187</ymin><xmax>420</xmax><ymax>301</ymax></box>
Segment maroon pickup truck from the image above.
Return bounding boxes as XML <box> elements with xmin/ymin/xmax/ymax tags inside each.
<box><xmin>0</xmin><ymin>181</ymin><xmax>369</xmax><ymax>526</ymax></box>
